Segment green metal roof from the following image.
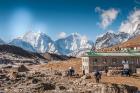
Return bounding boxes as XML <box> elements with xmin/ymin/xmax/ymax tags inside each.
<box><xmin>85</xmin><ymin>50</ymin><xmax>140</xmax><ymax>57</ymax></box>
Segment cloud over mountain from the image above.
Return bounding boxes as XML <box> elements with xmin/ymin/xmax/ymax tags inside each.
<box><xmin>119</xmin><ymin>9</ymin><xmax>140</xmax><ymax>34</ymax></box>
<box><xmin>95</xmin><ymin>7</ymin><xmax>119</xmax><ymax>29</ymax></box>
<box><xmin>58</xmin><ymin>32</ymin><xmax>67</xmax><ymax>39</ymax></box>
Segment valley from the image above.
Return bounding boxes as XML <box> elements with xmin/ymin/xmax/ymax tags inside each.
<box><xmin>0</xmin><ymin>57</ymin><xmax>140</xmax><ymax>93</ymax></box>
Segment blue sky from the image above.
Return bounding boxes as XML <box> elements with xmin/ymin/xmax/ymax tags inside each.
<box><xmin>0</xmin><ymin>0</ymin><xmax>140</xmax><ymax>42</ymax></box>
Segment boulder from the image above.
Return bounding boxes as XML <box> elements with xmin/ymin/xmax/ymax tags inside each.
<box><xmin>35</xmin><ymin>83</ymin><xmax>56</xmax><ymax>91</ymax></box>
<box><xmin>18</xmin><ymin>65</ymin><xmax>29</xmax><ymax>72</ymax></box>
<box><xmin>91</xmin><ymin>83</ymin><xmax>138</xmax><ymax>93</ymax></box>
<box><xmin>107</xmin><ymin>70</ymin><xmax>122</xmax><ymax>76</ymax></box>
<box><xmin>0</xmin><ymin>74</ymin><xmax>7</xmax><ymax>79</ymax></box>
<box><xmin>81</xmin><ymin>74</ymin><xmax>91</xmax><ymax>79</ymax></box>
<box><xmin>54</xmin><ymin>70</ymin><xmax>62</xmax><ymax>76</ymax></box>
<box><xmin>59</xmin><ymin>85</ymin><xmax>66</xmax><ymax>90</ymax></box>
<box><xmin>32</xmin><ymin>78</ymin><xmax>40</xmax><ymax>84</ymax></box>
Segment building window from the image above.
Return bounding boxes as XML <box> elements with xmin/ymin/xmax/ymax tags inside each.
<box><xmin>82</xmin><ymin>66</ymin><xmax>85</xmax><ymax>69</ymax></box>
<box><xmin>83</xmin><ymin>58</ymin><xmax>89</xmax><ymax>62</ymax></box>
<box><xmin>130</xmin><ymin>47</ymin><xmax>134</xmax><ymax>50</ymax></box>
<box><xmin>136</xmin><ymin>58</ymin><xmax>139</xmax><ymax>65</ymax></box>
<box><xmin>95</xmin><ymin>58</ymin><xmax>98</xmax><ymax>62</ymax></box>
<box><xmin>83</xmin><ymin>58</ymin><xmax>85</xmax><ymax>62</ymax></box>
<box><xmin>86</xmin><ymin>58</ymin><xmax>87</xmax><ymax>62</ymax></box>
<box><xmin>137</xmin><ymin>60</ymin><xmax>139</xmax><ymax>65</ymax></box>
<box><xmin>93</xmin><ymin>58</ymin><xmax>98</xmax><ymax>65</ymax></box>
<box><xmin>103</xmin><ymin>58</ymin><xmax>107</xmax><ymax>62</ymax></box>
<box><xmin>112</xmin><ymin>58</ymin><xmax>117</xmax><ymax>62</ymax></box>
<box><xmin>84</xmin><ymin>58</ymin><xmax>85</xmax><ymax>62</ymax></box>
<box><xmin>82</xmin><ymin>58</ymin><xmax>85</xmax><ymax>62</ymax></box>
<box><xmin>83</xmin><ymin>66</ymin><xmax>88</xmax><ymax>70</ymax></box>
<box><xmin>93</xmin><ymin>62</ymin><xmax>96</xmax><ymax>65</ymax></box>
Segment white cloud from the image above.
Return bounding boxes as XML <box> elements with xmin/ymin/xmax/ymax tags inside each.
<box><xmin>58</xmin><ymin>32</ymin><xmax>67</xmax><ymax>38</ymax></box>
<box><xmin>95</xmin><ymin>7</ymin><xmax>119</xmax><ymax>29</ymax></box>
<box><xmin>119</xmin><ymin>9</ymin><xmax>140</xmax><ymax>34</ymax></box>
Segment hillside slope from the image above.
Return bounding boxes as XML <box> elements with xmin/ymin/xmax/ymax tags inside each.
<box><xmin>0</xmin><ymin>44</ymin><xmax>45</xmax><ymax>59</ymax></box>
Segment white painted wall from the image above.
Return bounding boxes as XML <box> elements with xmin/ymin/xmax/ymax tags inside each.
<box><xmin>82</xmin><ymin>57</ymin><xmax>89</xmax><ymax>74</ymax></box>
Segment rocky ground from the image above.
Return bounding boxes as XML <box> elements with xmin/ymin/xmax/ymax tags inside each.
<box><xmin>0</xmin><ymin>58</ymin><xmax>140</xmax><ymax>93</ymax></box>
<box><xmin>0</xmin><ymin>64</ymin><xmax>138</xmax><ymax>93</ymax></box>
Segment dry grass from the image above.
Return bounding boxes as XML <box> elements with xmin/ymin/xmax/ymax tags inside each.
<box><xmin>41</xmin><ymin>58</ymin><xmax>82</xmax><ymax>74</ymax></box>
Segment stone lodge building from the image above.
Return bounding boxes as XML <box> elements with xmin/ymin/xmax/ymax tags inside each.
<box><xmin>82</xmin><ymin>51</ymin><xmax>140</xmax><ymax>74</ymax></box>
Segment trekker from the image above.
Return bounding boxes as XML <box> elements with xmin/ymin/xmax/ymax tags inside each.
<box><xmin>68</xmin><ymin>67</ymin><xmax>75</xmax><ymax>77</ymax></box>
<box><xmin>83</xmin><ymin>70</ymin><xmax>85</xmax><ymax>75</ymax></box>
<box><xmin>104</xmin><ymin>67</ymin><xmax>108</xmax><ymax>76</ymax></box>
<box><xmin>94</xmin><ymin>70</ymin><xmax>101</xmax><ymax>83</ymax></box>
<box><xmin>122</xmin><ymin>69</ymin><xmax>131</xmax><ymax>77</ymax></box>
<box><xmin>70</xmin><ymin>67</ymin><xmax>75</xmax><ymax>76</ymax></box>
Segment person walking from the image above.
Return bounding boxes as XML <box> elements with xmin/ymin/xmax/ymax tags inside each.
<box><xmin>104</xmin><ymin>67</ymin><xmax>108</xmax><ymax>76</ymax></box>
<box><xmin>94</xmin><ymin>70</ymin><xmax>101</xmax><ymax>83</ymax></box>
<box><xmin>68</xmin><ymin>67</ymin><xmax>75</xmax><ymax>77</ymax></box>
<box><xmin>83</xmin><ymin>70</ymin><xmax>85</xmax><ymax>75</ymax></box>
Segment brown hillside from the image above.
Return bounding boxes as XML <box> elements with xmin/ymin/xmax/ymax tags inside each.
<box><xmin>41</xmin><ymin>52</ymin><xmax>75</xmax><ymax>61</ymax></box>
<box><xmin>0</xmin><ymin>44</ymin><xmax>45</xmax><ymax>59</ymax></box>
<box><xmin>120</xmin><ymin>35</ymin><xmax>140</xmax><ymax>47</ymax></box>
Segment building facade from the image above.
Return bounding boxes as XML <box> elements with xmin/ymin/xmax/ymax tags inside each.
<box><xmin>82</xmin><ymin>51</ymin><xmax>140</xmax><ymax>74</ymax></box>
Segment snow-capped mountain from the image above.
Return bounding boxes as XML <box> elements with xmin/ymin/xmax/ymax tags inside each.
<box><xmin>67</xmin><ymin>48</ymin><xmax>91</xmax><ymax>57</ymax></box>
<box><xmin>95</xmin><ymin>31</ymin><xmax>130</xmax><ymax>49</ymax></box>
<box><xmin>10</xmin><ymin>31</ymin><xmax>93</xmax><ymax>56</ymax></box>
<box><xmin>9</xmin><ymin>39</ymin><xmax>36</xmax><ymax>52</ymax></box>
<box><xmin>0</xmin><ymin>38</ymin><xmax>4</xmax><ymax>44</ymax></box>
<box><xmin>55</xmin><ymin>33</ymin><xmax>94</xmax><ymax>55</ymax></box>
<box><xmin>16</xmin><ymin>31</ymin><xmax>57</xmax><ymax>53</ymax></box>
<box><xmin>95</xmin><ymin>10</ymin><xmax>140</xmax><ymax>49</ymax></box>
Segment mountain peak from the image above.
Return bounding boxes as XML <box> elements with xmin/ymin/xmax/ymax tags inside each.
<box><xmin>106</xmin><ymin>30</ymin><xmax>114</xmax><ymax>34</ymax></box>
<box><xmin>13</xmin><ymin>31</ymin><xmax>56</xmax><ymax>53</ymax></box>
<box><xmin>95</xmin><ymin>31</ymin><xmax>130</xmax><ymax>49</ymax></box>
<box><xmin>71</xmin><ymin>32</ymin><xmax>80</xmax><ymax>36</ymax></box>
<box><xmin>67</xmin><ymin>32</ymin><xmax>82</xmax><ymax>40</ymax></box>
<box><xmin>56</xmin><ymin>33</ymin><xmax>93</xmax><ymax>55</ymax></box>
<box><xmin>24</xmin><ymin>31</ymin><xmax>46</xmax><ymax>37</ymax></box>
